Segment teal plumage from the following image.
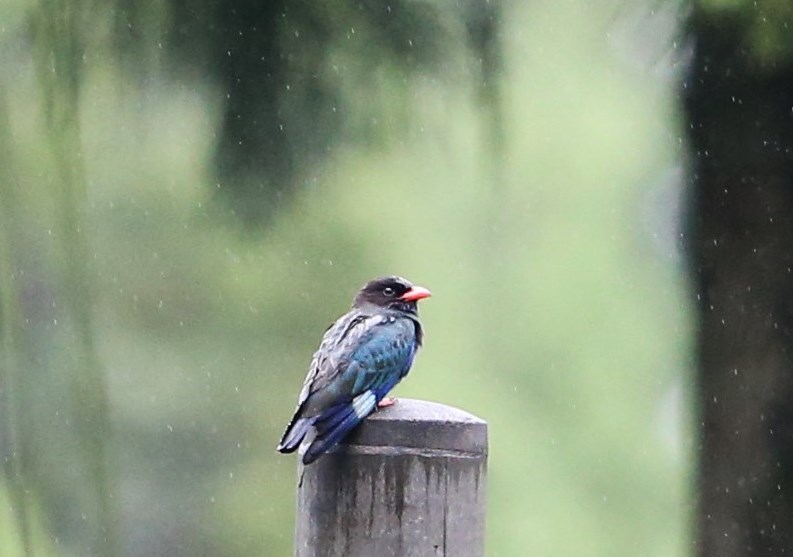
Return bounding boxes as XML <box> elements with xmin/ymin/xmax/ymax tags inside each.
<box><xmin>277</xmin><ymin>276</ymin><xmax>431</xmax><ymax>464</ymax></box>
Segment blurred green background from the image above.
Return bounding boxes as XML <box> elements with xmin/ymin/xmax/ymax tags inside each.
<box><xmin>0</xmin><ymin>1</ymin><xmax>693</xmax><ymax>556</ymax></box>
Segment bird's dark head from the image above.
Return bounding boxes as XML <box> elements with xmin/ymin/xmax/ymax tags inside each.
<box><xmin>353</xmin><ymin>276</ymin><xmax>431</xmax><ymax>313</ymax></box>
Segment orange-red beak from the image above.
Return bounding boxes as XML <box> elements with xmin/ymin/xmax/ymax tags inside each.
<box><xmin>399</xmin><ymin>285</ymin><xmax>432</xmax><ymax>302</ymax></box>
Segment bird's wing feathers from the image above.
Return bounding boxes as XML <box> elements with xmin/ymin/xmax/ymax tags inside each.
<box><xmin>299</xmin><ymin>314</ymin><xmax>418</xmax><ymax>464</ymax></box>
<box><xmin>277</xmin><ymin>309</ymin><xmax>419</xmax><ymax>459</ymax></box>
<box><xmin>277</xmin><ymin>312</ymin><xmax>370</xmax><ymax>453</ymax></box>
<box><xmin>301</xmin><ymin>312</ymin><xmax>417</xmax><ymax>414</ymax></box>
<box><xmin>298</xmin><ymin>312</ymin><xmax>375</xmax><ymax>404</ymax></box>
<box><xmin>346</xmin><ymin>316</ymin><xmax>417</xmax><ymax>397</ymax></box>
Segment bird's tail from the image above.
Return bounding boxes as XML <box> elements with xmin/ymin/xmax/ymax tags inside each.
<box><xmin>303</xmin><ymin>390</ymin><xmax>377</xmax><ymax>465</ymax></box>
<box><xmin>277</xmin><ymin>416</ymin><xmax>315</xmax><ymax>453</ymax></box>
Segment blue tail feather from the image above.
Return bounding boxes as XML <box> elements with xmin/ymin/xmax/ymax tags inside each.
<box><xmin>277</xmin><ymin>417</ymin><xmax>314</xmax><ymax>453</ymax></box>
<box><xmin>303</xmin><ymin>391</ymin><xmax>376</xmax><ymax>464</ymax></box>
<box><xmin>315</xmin><ymin>402</ymin><xmax>355</xmax><ymax>433</ymax></box>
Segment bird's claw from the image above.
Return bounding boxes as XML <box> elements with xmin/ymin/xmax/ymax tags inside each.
<box><xmin>377</xmin><ymin>397</ymin><xmax>397</xmax><ymax>408</ymax></box>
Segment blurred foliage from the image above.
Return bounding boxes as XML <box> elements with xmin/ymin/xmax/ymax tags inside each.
<box><xmin>696</xmin><ymin>0</ymin><xmax>793</xmax><ymax>70</ymax></box>
<box><xmin>154</xmin><ymin>0</ymin><xmax>499</xmax><ymax>225</ymax></box>
<box><xmin>0</xmin><ymin>0</ymin><xmax>694</xmax><ymax>556</ymax></box>
<box><xmin>0</xmin><ymin>483</ymin><xmax>61</xmax><ymax>557</ymax></box>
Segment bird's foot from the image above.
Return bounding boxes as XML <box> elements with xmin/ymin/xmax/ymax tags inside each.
<box><xmin>377</xmin><ymin>397</ymin><xmax>397</xmax><ymax>408</ymax></box>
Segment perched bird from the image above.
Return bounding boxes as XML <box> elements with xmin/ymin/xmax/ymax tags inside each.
<box><xmin>277</xmin><ymin>276</ymin><xmax>431</xmax><ymax>465</ymax></box>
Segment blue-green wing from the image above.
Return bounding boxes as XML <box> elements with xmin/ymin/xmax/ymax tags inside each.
<box><xmin>293</xmin><ymin>313</ymin><xmax>420</xmax><ymax>464</ymax></box>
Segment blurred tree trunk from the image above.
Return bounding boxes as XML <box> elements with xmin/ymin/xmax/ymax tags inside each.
<box><xmin>685</xmin><ymin>6</ymin><xmax>793</xmax><ymax>556</ymax></box>
<box><xmin>29</xmin><ymin>3</ymin><xmax>121</xmax><ymax>555</ymax></box>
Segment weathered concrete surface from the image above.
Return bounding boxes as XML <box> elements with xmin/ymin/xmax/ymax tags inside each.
<box><xmin>295</xmin><ymin>398</ymin><xmax>488</xmax><ymax>557</ymax></box>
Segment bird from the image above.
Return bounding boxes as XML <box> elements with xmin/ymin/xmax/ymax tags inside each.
<box><xmin>277</xmin><ymin>276</ymin><xmax>431</xmax><ymax>465</ymax></box>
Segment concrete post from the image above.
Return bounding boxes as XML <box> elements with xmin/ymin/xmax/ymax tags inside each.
<box><xmin>295</xmin><ymin>398</ymin><xmax>488</xmax><ymax>557</ymax></box>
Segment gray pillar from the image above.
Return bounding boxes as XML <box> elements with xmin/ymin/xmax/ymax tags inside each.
<box><xmin>295</xmin><ymin>398</ymin><xmax>488</xmax><ymax>557</ymax></box>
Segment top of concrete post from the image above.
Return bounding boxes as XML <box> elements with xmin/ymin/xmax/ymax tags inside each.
<box><xmin>339</xmin><ymin>398</ymin><xmax>487</xmax><ymax>456</ymax></box>
<box><xmin>297</xmin><ymin>399</ymin><xmax>488</xmax><ymax>557</ymax></box>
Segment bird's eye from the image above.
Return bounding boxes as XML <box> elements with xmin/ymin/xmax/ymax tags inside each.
<box><xmin>383</xmin><ymin>287</ymin><xmax>395</xmax><ymax>296</ymax></box>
